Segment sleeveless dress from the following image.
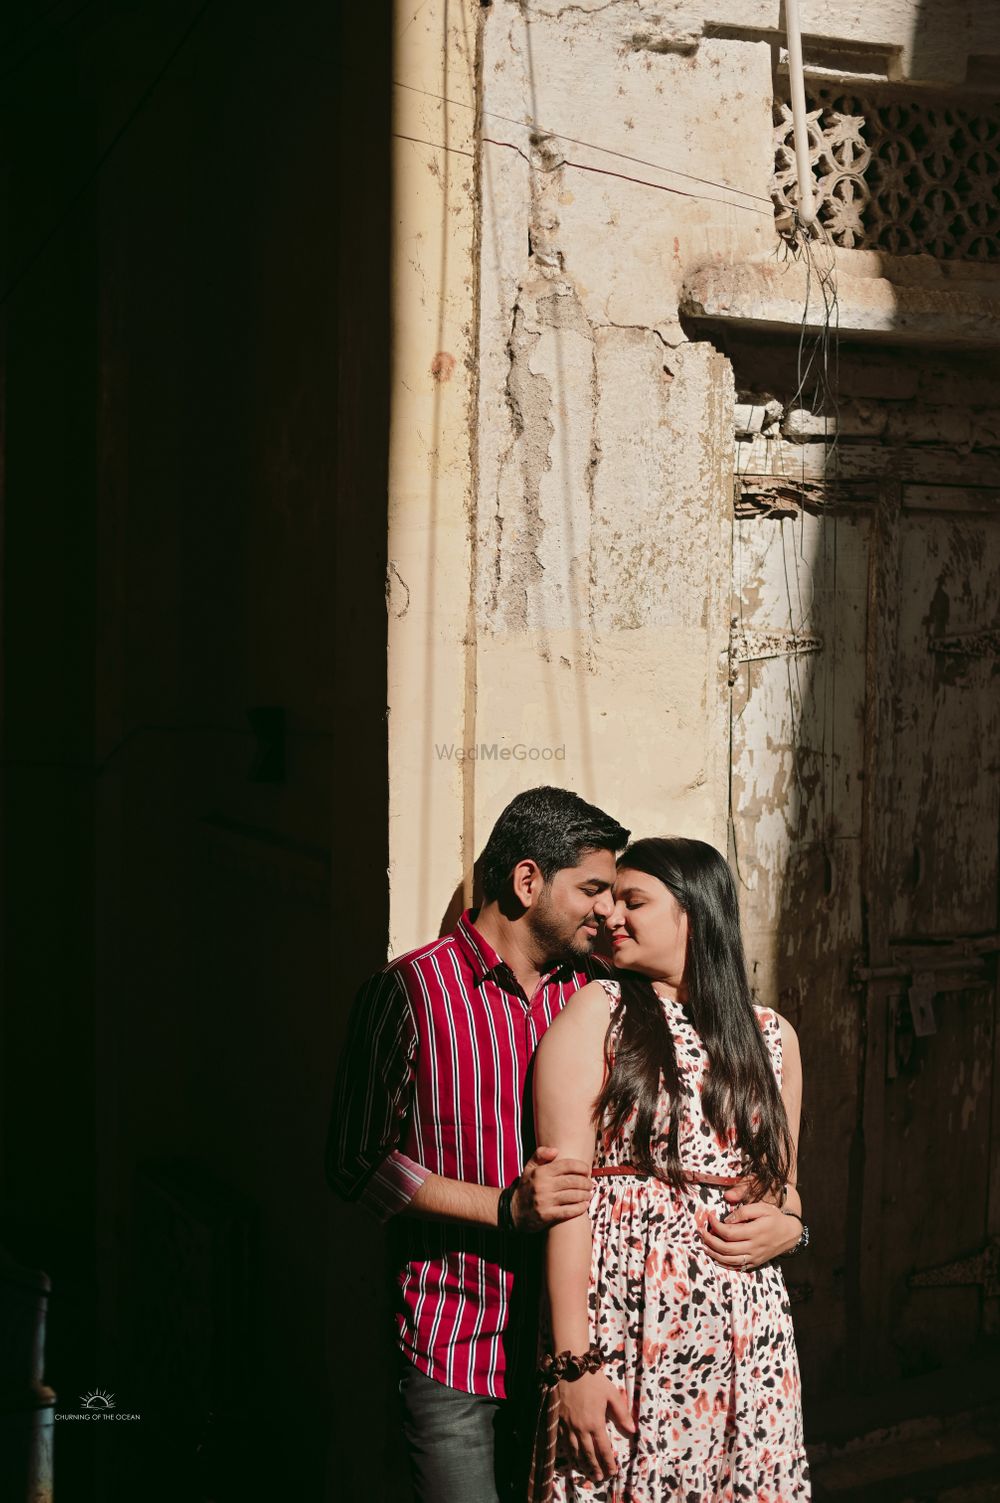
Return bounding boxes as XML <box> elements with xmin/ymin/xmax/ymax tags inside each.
<box><xmin>549</xmin><ymin>980</ymin><xmax>810</xmax><ymax>1503</ymax></box>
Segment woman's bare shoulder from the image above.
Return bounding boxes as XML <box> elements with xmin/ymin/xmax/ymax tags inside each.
<box><xmin>539</xmin><ymin>980</ymin><xmax>612</xmax><ymax>1054</ymax></box>
<box><xmin>771</xmin><ymin>1010</ymin><xmax>800</xmax><ymax>1044</ymax></box>
<box><xmin>770</xmin><ymin>1011</ymin><xmax>802</xmax><ymax>1079</ymax></box>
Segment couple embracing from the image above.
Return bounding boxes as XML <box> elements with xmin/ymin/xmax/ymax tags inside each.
<box><xmin>328</xmin><ymin>786</ymin><xmax>810</xmax><ymax>1503</ymax></box>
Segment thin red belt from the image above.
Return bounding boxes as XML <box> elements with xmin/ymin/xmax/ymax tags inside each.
<box><xmin>592</xmin><ymin>1165</ymin><xmax>742</xmax><ymax>1187</ymax></box>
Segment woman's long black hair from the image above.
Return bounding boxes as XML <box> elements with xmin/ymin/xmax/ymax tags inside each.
<box><xmin>594</xmin><ymin>837</ymin><xmax>792</xmax><ymax>1196</ymax></box>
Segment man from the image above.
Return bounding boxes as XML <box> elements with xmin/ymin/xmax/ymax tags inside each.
<box><xmin>327</xmin><ymin>785</ymin><xmax>630</xmax><ymax>1503</ymax></box>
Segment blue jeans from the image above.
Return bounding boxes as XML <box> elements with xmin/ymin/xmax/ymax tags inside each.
<box><xmin>398</xmin><ymin>1357</ymin><xmax>527</xmax><ymax>1503</ymax></box>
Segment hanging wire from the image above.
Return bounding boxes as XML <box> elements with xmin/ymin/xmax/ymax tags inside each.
<box><xmin>0</xmin><ymin>0</ymin><xmax>221</xmax><ymax>309</ymax></box>
<box><xmin>0</xmin><ymin>0</ymin><xmax>100</xmax><ymax>88</ymax></box>
<box><xmin>775</xmin><ymin>210</ymin><xmax>843</xmax><ymax>890</ymax></box>
<box><xmin>394</xmin><ymin>79</ymin><xmax>775</xmax><ymax>211</ymax></box>
<box><xmin>0</xmin><ymin>0</ymin><xmax>68</xmax><ymax>47</ymax></box>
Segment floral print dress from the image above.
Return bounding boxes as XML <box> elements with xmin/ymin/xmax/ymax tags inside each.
<box><xmin>550</xmin><ymin>980</ymin><xmax>810</xmax><ymax>1503</ymax></box>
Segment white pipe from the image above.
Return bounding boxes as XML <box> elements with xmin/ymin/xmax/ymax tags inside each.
<box><xmin>785</xmin><ymin>0</ymin><xmax>818</xmax><ymax>227</ymax></box>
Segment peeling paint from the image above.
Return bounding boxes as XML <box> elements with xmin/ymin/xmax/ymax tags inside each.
<box><xmin>386</xmin><ymin>561</ymin><xmax>411</xmax><ymax>619</ymax></box>
<box><xmin>625</xmin><ymin>29</ymin><xmax>701</xmax><ymax>56</ymax></box>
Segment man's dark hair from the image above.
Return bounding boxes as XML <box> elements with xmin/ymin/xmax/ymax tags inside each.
<box><xmin>479</xmin><ymin>786</ymin><xmax>629</xmax><ymax>901</ymax></box>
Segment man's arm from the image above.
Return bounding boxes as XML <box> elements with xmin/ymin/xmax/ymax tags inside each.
<box><xmin>403</xmin><ymin>1144</ymin><xmax>592</xmax><ymax>1231</ymax></box>
<box><xmin>326</xmin><ymin>969</ymin><xmax>430</xmax><ymax>1220</ymax></box>
<box><xmin>403</xmin><ymin>1174</ymin><xmax>503</xmax><ymax>1226</ymax></box>
<box><xmin>326</xmin><ymin>968</ymin><xmax>593</xmax><ymax>1230</ymax></box>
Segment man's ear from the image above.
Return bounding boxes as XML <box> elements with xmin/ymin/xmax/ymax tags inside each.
<box><xmin>510</xmin><ymin>858</ymin><xmax>544</xmax><ymax>909</ymax></box>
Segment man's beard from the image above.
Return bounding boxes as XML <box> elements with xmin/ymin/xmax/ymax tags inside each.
<box><xmin>529</xmin><ymin>887</ymin><xmax>598</xmax><ymax>968</ymax></box>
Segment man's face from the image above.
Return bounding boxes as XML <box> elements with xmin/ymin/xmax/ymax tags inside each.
<box><xmin>527</xmin><ymin>848</ymin><xmax>617</xmax><ymax>965</ymax></box>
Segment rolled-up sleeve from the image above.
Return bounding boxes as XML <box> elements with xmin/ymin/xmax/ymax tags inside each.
<box><xmin>325</xmin><ymin>968</ymin><xmax>429</xmax><ymax>1220</ymax></box>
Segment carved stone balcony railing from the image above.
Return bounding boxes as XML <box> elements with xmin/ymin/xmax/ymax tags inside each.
<box><xmin>773</xmin><ymin>85</ymin><xmax>1000</xmax><ymax>262</ymax></box>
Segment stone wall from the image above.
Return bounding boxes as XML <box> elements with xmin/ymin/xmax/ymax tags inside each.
<box><xmin>389</xmin><ymin>0</ymin><xmax>1000</xmax><ymax>949</ymax></box>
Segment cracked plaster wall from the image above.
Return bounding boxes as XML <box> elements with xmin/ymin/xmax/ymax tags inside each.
<box><xmin>473</xmin><ymin>1</ymin><xmax>756</xmax><ymax>850</ymax></box>
<box><xmin>520</xmin><ymin>0</ymin><xmax>1000</xmax><ymax>86</ymax></box>
<box><xmin>388</xmin><ymin>0</ymin><xmax>996</xmax><ymax>945</ymax></box>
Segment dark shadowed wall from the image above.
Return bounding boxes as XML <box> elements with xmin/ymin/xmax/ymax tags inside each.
<box><xmin>0</xmin><ymin>2</ymin><xmax>391</xmax><ymax>1498</ymax></box>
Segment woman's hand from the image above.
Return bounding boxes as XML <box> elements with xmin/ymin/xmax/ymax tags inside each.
<box><xmin>558</xmin><ymin>1370</ymin><xmax>635</xmax><ymax>1483</ymax></box>
<box><xmin>697</xmin><ymin>1201</ymin><xmax>801</xmax><ymax>1268</ymax></box>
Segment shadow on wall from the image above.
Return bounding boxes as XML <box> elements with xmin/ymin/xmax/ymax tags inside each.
<box><xmin>721</xmin><ymin>289</ymin><xmax>1000</xmax><ymax>1443</ymax></box>
<box><xmin>0</xmin><ymin>3</ymin><xmax>391</xmax><ymax>1502</ymax></box>
<box><xmin>720</xmin><ymin>0</ymin><xmax>1000</xmax><ymax>1439</ymax></box>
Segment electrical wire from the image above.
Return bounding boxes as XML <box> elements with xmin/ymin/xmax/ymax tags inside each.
<box><xmin>400</xmin><ymin>130</ymin><xmax>775</xmax><ymax>217</ymax></box>
<box><xmin>0</xmin><ymin>0</ymin><xmax>64</xmax><ymax>45</ymax></box>
<box><xmin>394</xmin><ymin>78</ymin><xmax>775</xmax><ymax>210</ymax></box>
<box><xmin>0</xmin><ymin>0</ymin><xmax>221</xmax><ymax>309</ymax></box>
<box><xmin>0</xmin><ymin>0</ymin><xmax>80</xmax><ymax>52</ymax></box>
<box><xmin>769</xmin><ymin>210</ymin><xmax>843</xmax><ymax>892</ymax></box>
<box><xmin>0</xmin><ymin>0</ymin><xmax>101</xmax><ymax>89</ymax></box>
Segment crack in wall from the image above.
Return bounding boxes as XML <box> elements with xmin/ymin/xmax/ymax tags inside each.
<box><xmin>498</xmin><ymin>298</ymin><xmax>554</xmax><ymax>631</ymax></box>
<box><xmin>386</xmin><ymin>561</ymin><xmax>411</xmax><ymax>618</ymax></box>
<box><xmin>489</xmin><ymin>278</ymin><xmax>605</xmax><ymax>635</ymax></box>
<box><xmin>594</xmin><ymin>319</ymin><xmax>686</xmax><ymax>351</ymax></box>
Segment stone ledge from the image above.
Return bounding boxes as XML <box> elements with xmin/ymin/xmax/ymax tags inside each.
<box><xmin>681</xmin><ymin>258</ymin><xmax>1000</xmax><ymax>349</ymax></box>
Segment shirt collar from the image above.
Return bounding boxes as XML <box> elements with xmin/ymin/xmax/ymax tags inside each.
<box><xmin>454</xmin><ymin>909</ymin><xmax>578</xmax><ymax>991</ymax></box>
<box><xmin>454</xmin><ymin>909</ymin><xmax>506</xmax><ymax>984</ymax></box>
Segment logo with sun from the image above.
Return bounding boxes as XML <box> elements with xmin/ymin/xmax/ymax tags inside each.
<box><xmin>80</xmin><ymin>1389</ymin><xmax>116</xmax><ymax>1411</ymax></box>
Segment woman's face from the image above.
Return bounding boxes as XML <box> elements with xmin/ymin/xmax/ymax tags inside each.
<box><xmin>607</xmin><ymin>867</ymin><xmax>689</xmax><ymax>986</ymax></box>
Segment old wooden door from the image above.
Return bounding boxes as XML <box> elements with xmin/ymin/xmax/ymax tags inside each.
<box><xmin>731</xmin><ymin>474</ymin><xmax>1000</xmax><ymax>1401</ymax></box>
<box><xmin>857</xmin><ymin>486</ymin><xmax>1000</xmax><ymax>1380</ymax></box>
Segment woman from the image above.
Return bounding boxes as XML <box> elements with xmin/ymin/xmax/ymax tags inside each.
<box><xmin>531</xmin><ymin>837</ymin><xmax>810</xmax><ymax>1502</ymax></box>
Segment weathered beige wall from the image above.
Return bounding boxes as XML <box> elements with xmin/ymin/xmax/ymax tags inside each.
<box><xmin>543</xmin><ymin>0</ymin><xmax>1000</xmax><ymax>85</ymax></box>
<box><xmin>471</xmin><ymin>10</ymin><xmax>764</xmax><ymax>869</ymax></box>
<box><xmin>388</xmin><ymin>0</ymin><xmax>1000</xmax><ymax>956</ymax></box>
<box><xmin>388</xmin><ymin>0</ymin><xmax>480</xmax><ymax>950</ymax></box>
<box><xmin>391</xmin><ymin>2</ymin><xmax>770</xmax><ymax>950</ymax></box>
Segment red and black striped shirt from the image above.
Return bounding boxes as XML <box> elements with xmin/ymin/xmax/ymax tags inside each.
<box><xmin>328</xmin><ymin>910</ymin><xmax>603</xmax><ymax>1398</ymax></box>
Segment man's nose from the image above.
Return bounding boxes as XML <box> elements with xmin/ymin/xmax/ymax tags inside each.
<box><xmin>594</xmin><ymin>889</ymin><xmax>615</xmax><ymax>919</ymax></box>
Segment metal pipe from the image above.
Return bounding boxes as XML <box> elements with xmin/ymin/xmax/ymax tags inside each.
<box><xmin>785</xmin><ymin>0</ymin><xmax>818</xmax><ymax>227</ymax></box>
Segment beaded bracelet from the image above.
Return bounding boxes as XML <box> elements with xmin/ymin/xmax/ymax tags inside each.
<box><xmin>538</xmin><ymin>1346</ymin><xmax>604</xmax><ymax>1387</ymax></box>
<box><xmin>781</xmin><ymin>1210</ymin><xmax>810</xmax><ymax>1255</ymax></box>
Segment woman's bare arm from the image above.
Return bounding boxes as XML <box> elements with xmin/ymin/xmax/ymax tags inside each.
<box><xmin>777</xmin><ymin>1012</ymin><xmax>803</xmax><ymax>1217</ymax></box>
<box><xmin>534</xmin><ymin>981</ymin><xmax>634</xmax><ymax>1484</ymax></box>
<box><xmin>534</xmin><ymin>982</ymin><xmax>608</xmax><ymax>1351</ymax></box>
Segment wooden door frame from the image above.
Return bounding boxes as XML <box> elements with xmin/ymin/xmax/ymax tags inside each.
<box><xmin>854</xmin><ymin>477</ymin><xmax>902</xmax><ymax>1380</ymax></box>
